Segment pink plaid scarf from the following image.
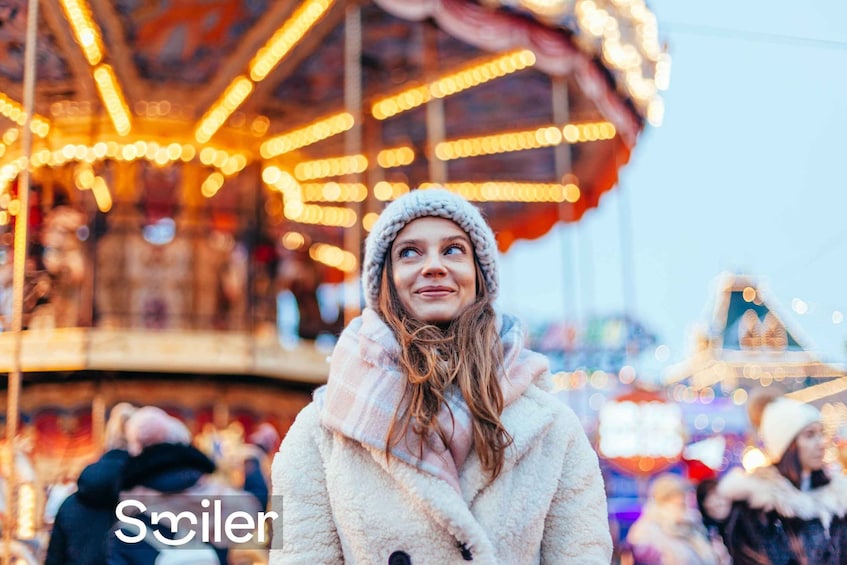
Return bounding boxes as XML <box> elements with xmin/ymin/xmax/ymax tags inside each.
<box><xmin>316</xmin><ymin>308</ymin><xmax>548</xmax><ymax>492</ymax></box>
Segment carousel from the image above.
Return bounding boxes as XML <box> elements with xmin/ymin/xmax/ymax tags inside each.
<box><xmin>0</xmin><ymin>0</ymin><xmax>667</xmax><ymax>559</ymax></box>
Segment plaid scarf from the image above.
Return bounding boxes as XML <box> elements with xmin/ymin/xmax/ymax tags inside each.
<box><xmin>315</xmin><ymin>307</ymin><xmax>548</xmax><ymax>492</ymax></box>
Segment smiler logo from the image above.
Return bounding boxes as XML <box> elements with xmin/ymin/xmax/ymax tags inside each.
<box><xmin>115</xmin><ymin>498</ymin><xmax>278</xmax><ymax>546</ymax></box>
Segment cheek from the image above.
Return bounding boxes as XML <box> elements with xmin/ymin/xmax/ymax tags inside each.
<box><xmin>457</xmin><ymin>263</ymin><xmax>478</xmax><ymax>290</ymax></box>
<box><xmin>391</xmin><ymin>265</ymin><xmax>412</xmax><ymax>294</ymax></box>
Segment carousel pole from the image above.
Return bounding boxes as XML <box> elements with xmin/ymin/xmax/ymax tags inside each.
<box><xmin>552</xmin><ymin>76</ymin><xmax>586</xmax><ymax>420</ymax></box>
<box><xmin>552</xmin><ymin>78</ymin><xmax>578</xmax><ymax>322</ymax></box>
<box><xmin>343</xmin><ymin>2</ymin><xmax>362</xmax><ymax>324</ymax></box>
<box><xmin>617</xmin><ymin>157</ymin><xmax>636</xmax><ymax>321</ymax></box>
<box><xmin>551</xmin><ymin>76</ymin><xmax>577</xmax><ymax>306</ymax></box>
<box><xmin>6</xmin><ymin>0</ymin><xmax>40</xmax><ymax>561</ymax></box>
<box><xmin>423</xmin><ymin>24</ymin><xmax>446</xmax><ymax>184</ymax></box>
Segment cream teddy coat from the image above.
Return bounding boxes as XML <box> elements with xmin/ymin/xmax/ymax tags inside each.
<box><xmin>270</xmin><ymin>383</ymin><xmax>612</xmax><ymax>564</ymax></box>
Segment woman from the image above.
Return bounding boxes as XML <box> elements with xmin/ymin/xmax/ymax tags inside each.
<box><xmin>271</xmin><ymin>188</ymin><xmax>612</xmax><ymax>564</ymax></box>
<box><xmin>719</xmin><ymin>390</ymin><xmax>847</xmax><ymax>564</ymax></box>
<box><xmin>626</xmin><ymin>473</ymin><xmax>723</xmax><ymax>565</ymax></box>
<box><xmin>695</xmin><ymin>478</ymin><xmax>732</xmax><ymax>565</ymax></box>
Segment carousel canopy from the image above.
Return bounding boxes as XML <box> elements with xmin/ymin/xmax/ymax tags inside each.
<box><xmin>0</xmin><ymin>0</ymin><xmax>668</xmax><ymax>261</ymax></box>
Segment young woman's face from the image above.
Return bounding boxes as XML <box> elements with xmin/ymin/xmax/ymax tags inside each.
<box><xmin>390</xmin><ymin>217</ymin><xmax>477</xmax><ymax>323</ymax></box>
<box><xmin>703</xmin><ymin>490</ymin><xmax>731</xmax><ymax>521</ymax></box>
<box><xmin>796</xmin><ymin>421</ymin><xmax>825</xmax><ymax>473</ymax></box>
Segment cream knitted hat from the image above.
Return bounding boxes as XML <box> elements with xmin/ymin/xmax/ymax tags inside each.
<box><xmin>362</xmin><ymin>188</ymin><xmax>499</xmax><ymax>309</ymax></box>
<box><xmin>759</xmin><ymin>397</ymin><xmax>821</xmax><ymax>463</ymax></box>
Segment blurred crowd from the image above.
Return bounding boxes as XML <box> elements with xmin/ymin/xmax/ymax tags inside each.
<box><xmin>617</xmin><ymin>387</ymin><xmax>844</xmax><ymax>565</ymax></box>
<box><xmin>30</xmin><ymin>383</ymin><xmax>847</xmax><ymax>564</ymax></box>
<box><xmin>43</xmin><ymin>403</ymin><xmax>279</xmax><ymax>565</ymax></box>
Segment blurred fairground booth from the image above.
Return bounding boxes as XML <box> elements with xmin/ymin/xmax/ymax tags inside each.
<box><xmin>543</xmin><ymin>273</ymin><xmax>847</xmax><ymax>536</ymax></box>
<box><xmin>0</xmin><ymin>0</ymin><xmax>669</xmax><ymax>559</ymax></box>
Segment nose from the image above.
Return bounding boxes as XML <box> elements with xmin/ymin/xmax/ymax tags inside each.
<box><xmin>421</xmin><ymin>252</ymin><xmax>447</xmax><ymax>276</ymax></box>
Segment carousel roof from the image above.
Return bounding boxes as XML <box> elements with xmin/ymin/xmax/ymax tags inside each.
<box><xmin>0</xmin><ymin>0</ymin><xmax>668</xmax><ymax>256</ymax></box>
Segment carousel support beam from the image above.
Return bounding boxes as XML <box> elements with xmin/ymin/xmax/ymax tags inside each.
<box><xmin>423</xmin><ymin>24</ymin><xmax>447</xmax><ymax>184</ymax></box>
<box><xmin>552</xmin><ymin>76</ymin><xmax>579</xmax><ymax>325</ymax></box>
<box><xmin>6</xmin><ymin>0</ymin><xmax>39</xmax><ymax>562</ymax></box>
<box><xmin>343</xmin><ymin>3</ymin><xmax>362</xmax><ymax>324</ymax></box>
<box><xmin>617</xmin><ymin>163</ymin><xmax>636</xmax><ymax>320</ymax></box>
<box><xmin>552</xmin><ymin>77</ymin><xmax>572</xmax><ymax>183</ymax></box>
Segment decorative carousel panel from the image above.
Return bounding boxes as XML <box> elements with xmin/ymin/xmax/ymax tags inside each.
<box><xmin>111</xmin><ymin>0</ymin><xmax>273</xmax><ymax>85</ymax></box>
<box><xmin>0</xmin><ymin>0</ymin><xmax>73</xmax><ymax>83</ymax></box>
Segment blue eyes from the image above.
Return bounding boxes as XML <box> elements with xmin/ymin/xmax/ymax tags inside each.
<box><xmin>397</xmin><ymin>243</ymin><xmax>465</xmax><ymax>259</ymax></box>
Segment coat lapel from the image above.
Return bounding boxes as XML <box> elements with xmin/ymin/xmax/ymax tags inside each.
<box><xmin>458</xmin><ymin>385</ymin><xmax>558</xmax><ymax>504</ymax></box>
<box><xmin>367</xmin><ymin>443</ymin><xmax>499</xmax><ymax>562</ymax></box>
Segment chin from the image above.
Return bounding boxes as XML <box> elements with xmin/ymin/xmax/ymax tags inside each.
<box><xmin>412</xmin><ymin>308</ymin><xmax>458</xmax><ymax>324</ymax></box>
<box><xmin>419</xmin><ymin>314</ymin><xmax>456</xmax><ymax>324</ymax></box>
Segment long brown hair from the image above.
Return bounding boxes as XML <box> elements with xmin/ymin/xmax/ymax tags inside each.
<box><xmin>377</xmin><ymin>253</ymin><xmax>513</xmax><ymax>478</ymax></box>
<box><xmin>776</xmin><ymin>440</ymin><xmax>830</xmax><ymax>490</ymax></box>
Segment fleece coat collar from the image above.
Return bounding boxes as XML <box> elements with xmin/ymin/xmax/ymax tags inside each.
<box><xmin>719</xmin><ymin>466</ymin><xmax>847</xmax><ymax>529</ymax></box>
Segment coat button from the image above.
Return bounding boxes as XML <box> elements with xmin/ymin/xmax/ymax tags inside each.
<box><xmin>388</xmin><ymin>550</ymin><xmax>411</xmax><ymax>565</ymax></box>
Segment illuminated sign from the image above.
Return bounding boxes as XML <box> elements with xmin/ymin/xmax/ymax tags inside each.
<box><xmin>598</xmin><ymin>389</ymin><xmax>685</xmax><ymax>475</ymax></box>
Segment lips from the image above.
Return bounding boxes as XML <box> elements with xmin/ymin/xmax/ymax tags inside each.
<box><xmin>416</xmin><ymin>286</ymin><xmax>454</xmax><ymax>297</ymax></box>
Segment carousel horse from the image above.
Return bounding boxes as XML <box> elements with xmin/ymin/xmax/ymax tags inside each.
<box><xmin>27</xmin><ymin>206</ymin><xmax>87</xmax><ymax>329</ymax></box>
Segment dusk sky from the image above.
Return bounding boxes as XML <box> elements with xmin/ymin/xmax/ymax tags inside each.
<box><xmin>498</xmin><ymin>0</ymin><xmax>847</xmax><ymax>380</ymax></box>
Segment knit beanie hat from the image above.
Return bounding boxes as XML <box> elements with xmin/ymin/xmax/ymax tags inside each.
<box><xmin>125</xmin><ymin>406</ymin><xmax>192</xmax><ymax>456</ymax></box>
<box><xmin>362</xmin><ymin>187</ymin><xmax>499</xmax><ymax>309</ymax></box>
<box><xmin>648</xmin><ymin>473</ymin><xmax>690</xmax><ymax>504</ymax></box>
<box><xmin>758</xmin><ymin>397</ymin><xmax>821</xmax><ymax>463</ymax></box>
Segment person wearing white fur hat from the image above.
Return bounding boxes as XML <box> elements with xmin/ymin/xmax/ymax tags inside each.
<box><xmin>718</xmin><ymin>388</ymin><xmax>847</xmax><ymax>564</ymax></box>
<box><xmin>271</xmin><ymin>188</ymin><xmax>612</xmax><ymax>564</ymax></box>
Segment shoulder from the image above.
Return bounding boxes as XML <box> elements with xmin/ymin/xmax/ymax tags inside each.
<box><xmin>281</xmin><ymin>401</ymin><xmax>325</xmax><ymax>447</ymax></box>
<box><xmin>521</xmin><ymin>384</ymin><xmax>582</xmax><ymax>433</ymax></box>
<box><xmin>506</xmin><ymin>384</ymin><xmax>594</xmax><ymax>463</ymax></box>
<box><xmin>720</xmin><ymin>466</ymin><xmax>847</xmax><ymax>521</ymax></box>
<box><xmin>718</xmin><ymin>466</ymin><xmax>789</xmax><ymax>510</ymax></box>
<box><xmin>274</xmin><ymin>402</ymin><xmax>331</xmax><ymax>477</ymax></box>
<box><xmin>819</xmin><ymin>472</ymin><xmax>847</xmax><ymax>516</ymax></box>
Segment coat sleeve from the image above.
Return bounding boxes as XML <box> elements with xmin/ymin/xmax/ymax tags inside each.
<box><xmin>541</xmin><ymin>408</ymin><xmax>613</xmax><ymax>564</ymax></box>
<box><xmin>269</xmin><ymin>403</ymin><xmax>343</xmax><ymax>565</ymax></box>
<box><xmin>44</xmin><ymin>505</ymin><xmax>68</xmax><ymax>565</ymax></box>
<box><xmin>722</xmin><ymin>502</ymin><xmax>772</xmax><ymax>564</ymax></box>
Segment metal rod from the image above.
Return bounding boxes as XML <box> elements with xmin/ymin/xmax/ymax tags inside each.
<box><xmin>6</xmin><ymin>0</ymin><xmax>40</xmax><ymax>561</ymax></box>
<box><xmin>552</xmin><ymin>76</ymin><xmax>578</xmax><ymax>324</ymax></box>
<box><xmin>343</xmin><ymin>3</ymin><xmax>362</xmax><ymax>324</ymax></box>
<box><xmin>424</xmin><ymin>24</ymin><xmax>447</xmax><ymax>184</ymax></box>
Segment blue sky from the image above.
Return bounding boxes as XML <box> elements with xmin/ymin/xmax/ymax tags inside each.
<box><xmin>497</xmin><ymin>1</ymin><xmax>847</xmax><ymax>379</ymax></box>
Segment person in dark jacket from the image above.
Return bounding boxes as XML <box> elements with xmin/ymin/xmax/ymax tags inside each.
<box><xmin>45</xmin><ymin>402</ymin><xmax>137</xmax><ymax>565</ymax></box>
<box><xmin>107</xmin><ymin>406</ymin><xmax>263</xmax><ymax>564</ymax></box>
<box><xmin>695</xmin><ymin>478</ymin><xmax>732</xmax><ymax>565</ymax></box>
<box><xmin>242</xmin><ymin>423</ymin><xmax>280</xmax><ymax>510</ymax></box>
<box><xmin>719</xmin><ymin>389</ymin><xmax>847</xmax><ymax>565</ymax></box>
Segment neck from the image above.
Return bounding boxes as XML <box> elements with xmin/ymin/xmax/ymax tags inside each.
<box><xmin>800</xmin><ymin>470</ymin><xmax>812</xmax><ymax>491</ymax></box>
